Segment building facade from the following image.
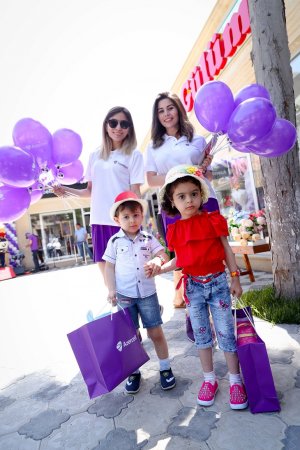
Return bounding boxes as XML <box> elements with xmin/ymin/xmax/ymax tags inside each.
<box><xmin>6</xmin><ymin>0</ymin><xmax>300</xmax><ymax>270</ymax></box>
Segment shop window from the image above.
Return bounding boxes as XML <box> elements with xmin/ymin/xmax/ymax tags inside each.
<box><xmin>211</xmin><ymin>148</ymin><xmax>256</xmax><ymax>216</ymax></box>
<box><xmin>42</xmin><ymin>212</ymin><xmax>75</xmax><ymax>259</ymax></box>
<box><xmin>29</xmin><ymin>211</ymin><xmax>76</xmax><ymax>260</ymax></box>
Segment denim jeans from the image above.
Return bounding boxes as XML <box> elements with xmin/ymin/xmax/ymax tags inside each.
<box><xmin>117</xmin><ymin>292</ymin><xmax>162</xmax><ymax>329</ymax></box>
<box><xmin>77</xmin><ymin>241</ymin><xmax>93</xmax><ymax>260</ymax></box>
<box><xmin>32</xmin><ymin>250</ymin><xmax>40</xmax><ymax>271</ymax></box>
<box><xmin>185</xmin><ymin>272</ymin><xmax>236</xmax><ymax>352</ymax></box>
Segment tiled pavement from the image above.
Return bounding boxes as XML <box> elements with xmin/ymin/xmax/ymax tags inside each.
<box><xmin>0</xmin><ymin>265</ymin><xmax>299</xmax><ymax>449</ymax></box>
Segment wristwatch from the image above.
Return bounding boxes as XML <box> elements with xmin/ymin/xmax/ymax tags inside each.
<box><xmin>230</xmin><ymin>270</ymin><xmax>241</xmax><ymax>278</ymax></box>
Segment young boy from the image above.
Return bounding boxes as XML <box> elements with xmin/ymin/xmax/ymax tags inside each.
<box><xmin>103</xmin><ymin>191</ymin><xmax>176</xmax><ymax>394</ymax></box>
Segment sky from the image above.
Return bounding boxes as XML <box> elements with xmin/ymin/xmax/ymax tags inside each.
<box><xmin>0</xmin><ymin>0</ymin><xmax>217</xmax><ymax>169</ymax></box>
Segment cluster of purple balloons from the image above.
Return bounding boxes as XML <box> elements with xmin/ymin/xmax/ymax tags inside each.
<box><xmin>0</xmin><ymin>118</ymin><xmax>83</xmax><ymax>223</ymax></box>
<box><xmin>194</xmin><ymin>81</ymin><xmax>297</xmax><ymax>157</ymax></box>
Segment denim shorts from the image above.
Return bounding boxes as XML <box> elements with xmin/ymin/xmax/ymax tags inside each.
<box><xmin>185</xmin><ymin>272</ymin><xmax>236</xmax><ymax>352</ymax></box>
<box><xmin>117</xmin><ymin>292</ymin><xmax>163</xmax><ymax>329</ymax></box>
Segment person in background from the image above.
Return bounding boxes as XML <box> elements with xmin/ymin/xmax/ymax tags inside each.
<box><xmin>158</xmin><ymin>165</ymin><xmax>248</xmax><ymax>410</ymax></box>
<box><xmin>25</xmin><ymin>232</ymin><xmax>41</xmax><ymax>272</ymax></box>
<box><xmin>53</xmin><ymin>106</ymin><xmax>144</xmax><ymax>281</ymax></box>
<box><xmin>0</xmin><ymin>231</ymin><xmax>8</xmax><ymax>268</ymax></box>
<box><xmin>75</xmin><ymin>222</ymin><xmax>93</xmax><ymax>261</ymax></box>
<box><xmin>104</xmin><ymin>191</ymin><xmax>176</xmax><ymax>394</ymax></box>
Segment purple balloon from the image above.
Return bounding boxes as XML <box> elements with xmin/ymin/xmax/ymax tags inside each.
<box><xmin>227</xmin><ymin>97</ymin><xmax>276</xmax><ymax>144</ymax></box>
<box><xmin>29</xmin><ymin>189</ymin><xmax>44</xmax><ymax>205</ymax></box>
<box><xmin>56</xmin><ymin>159</ymin><xmax>84</xmax><ymax>185</ymax></box>
<box><xmin>0</xmin><ymin>185</ymin><xmax>31</xmax><ymax>222</ymax></box>
<box><xmin>230</xmin><ymin>142</ymin><xmax>251</xmax><ymax>153</ymax></box>
<box><xmin>43</xmin><ymin>160</ymin><xmax>58</xmax><ymax>178</ymax></box>
<box><xmin>29</xmin><ymin>181</ymin><xmax>44</xmax><ymax>204</ymax></box>
<box><xmin>12</xmin><ymin>118</ymin><xmax>52</xmax><ymax>169</ymax></box>
<box><xmin>194</xmin><ymin>81</ymin><xmax>235</xmax><ymax>133</ymax></box>
<box><xmin>0</xmin><ymin>146</ymin><xmax>40</xmax><ymax>188</ymax></box>
<box><xmin>249</xmin><ymin>118</ymin><xmax>297</xmax><ymax>157</ymax></box>
<box><xmin>52</xmin><ymin>129</ymin><xmax>82</xmax><ymax>166</ymax></box>
<box><xmin>234</xmin><ymin>84</ymin><xmax>270</xmax><ymax>108</ymax></box>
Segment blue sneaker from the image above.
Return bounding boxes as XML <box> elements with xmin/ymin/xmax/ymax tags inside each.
<box><xmin>160</xmin><ymin>368</ymin><xmax>176</xmax><ymax>390</ymax></box>
<box><xmin>125</xmin><ymin>373</ymin><xmax>141</xmax><ymax>394</ymax></box>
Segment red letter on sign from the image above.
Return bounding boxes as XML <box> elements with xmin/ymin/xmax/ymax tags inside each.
<box><xmin>223</xmin><ymin>0</ymin><xmax>250</xmax><ymax>58</ymax></box>
<box><xmin>181</xmin><ymin>80</ymin><xmax>194</xmax><ymax>112</ymax></box>
<box><xmin>239</xmin><ymin>0</ymin><xmax>251</xmax><ymax>34</ymax></box>
<box><xmin>206</xmin><ymin>33</ymin><xmax>227</xmax><ymax>76</ymax></box>
<box><xmin>198</xmin><ymin>51</ymin><xmax>213</xmax><ymax>84</ymax></box>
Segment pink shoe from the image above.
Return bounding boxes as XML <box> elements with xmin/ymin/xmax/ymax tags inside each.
<box><xmin>230</xmin><ymin>383</ymin><xmax>248</xmax><ymax>410</ymax></box>
<box><xmin>197</xmin><ymin>380</ymin><xmax>218</xmax><ymax>406</ymax></box>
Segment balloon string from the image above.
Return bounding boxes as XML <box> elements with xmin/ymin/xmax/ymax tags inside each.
<box><xmin>61</xmin><ymin>192</ymin><xmax>83</xmax><ymax>209</ymax></box>
<box><xmin>61</xmin><ymin>195</ymin><xmax>82</xmax><ymax>211</ymax></box>
<box><xmin>211</xmin><ymin>135</ymin><xmax>228</xmax><ymax>154</ymax></box>
<box><xmin>211</xmin><ymin>142</ymin><xmax>231</xmax><ymax>155</ymax></box>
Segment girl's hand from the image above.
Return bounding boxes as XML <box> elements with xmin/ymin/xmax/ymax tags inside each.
<box><xmin>144</xmin><ymin>258</ymin><xmax>161</xmax><ymax>278</ymax></box>
<box><xmin>230</xmin><ymin>277</ymin><xmax>243</xmax><ymax>298</ymax></box>
<box><xmin>107</xmin><ymin>291</ymin><xmax>117</xmax><ymax>306</ymax></box>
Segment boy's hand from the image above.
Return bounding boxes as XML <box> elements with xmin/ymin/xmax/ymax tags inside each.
<box><xmin>230</xmin><ymin>277</ymin><xmax>243</xmax><ymax>298</ymax></box>
<box><xmin>144</xmin><ymin>258</ymin><xmax>161</xmax><ymax>278</ymax></box>
<box><xmin>107</xmin><ymin>291</ymin><xmax>117</xmax><ymax>306</ymax></box>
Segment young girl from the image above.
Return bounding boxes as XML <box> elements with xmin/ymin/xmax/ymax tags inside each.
<box><xmin>157</xmin><ymin>164</ymin><xmax>248</xmax><ymax>410</ymax></box>
<box><xmin>145</xmin><ymin>92</ymin><xmax>218</xmax><ymax>308</ymax></box>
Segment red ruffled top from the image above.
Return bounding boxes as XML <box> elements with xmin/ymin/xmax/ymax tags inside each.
<box><xmin>167</xmin><ymin>211</ymin><xmax>229</xmax><ymax>276</ymax></box>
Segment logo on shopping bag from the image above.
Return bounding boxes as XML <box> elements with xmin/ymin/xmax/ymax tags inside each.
<box><xmin>116</xmin><ymin>341</ymin><xmax>123</xmax><ymax>352</ymax></box>
<box><xmin>116</xmin><ymin>335</ymin><xmax>137</xmax><ymax>352</ymax></box>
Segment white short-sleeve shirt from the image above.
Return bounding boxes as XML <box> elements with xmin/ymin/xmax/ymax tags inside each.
<box><xmin>144</xmin><ymin>134</ymin><xmax>216</xmax><ymax>199</ymax></box>
<box><xmin>103</xmin><ymin>229</ymin><xmax>164</xmax><ymax>298</ymax></box>
<box><xmin>85</xmin><ymin>149</ymin><xmax>144</xmax><ymax>225</ymax></box>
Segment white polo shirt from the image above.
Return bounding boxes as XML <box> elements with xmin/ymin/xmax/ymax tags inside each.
<box><xmin>85</xmin><ymin>148</ymin><xmax>144</xmax><ymax>226</ymax></box>
<box><xmin>103</xmin><ymin>229</ymin><xmax>164</xmax><ymax>298</ymax></box>
<box><xmin>145</xmin><ymin>134</ymin><xmax>216</xmax><ymax>199</ymax></box>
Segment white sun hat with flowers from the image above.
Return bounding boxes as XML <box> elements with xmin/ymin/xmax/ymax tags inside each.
<box><xmin>158</xmin><ymin>165</ymin><xmax>210</xmax><ymax>204</ymax></box>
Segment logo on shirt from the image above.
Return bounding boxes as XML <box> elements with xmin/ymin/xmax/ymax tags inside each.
<box><xmin>116</xmin><ymin>334</ymin><xmax>137</xmax><ymax>352</ymax></box>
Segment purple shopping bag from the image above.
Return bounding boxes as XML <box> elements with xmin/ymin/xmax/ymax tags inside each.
<box><xmin>235</xmin><ymin>307</ymin><xmax>280</xmax><ymax>414</ymax></box>
<box><xmin>67</xmin><ymin>308</ymin><xmax>149</xmax><ymax>399</ymax></box>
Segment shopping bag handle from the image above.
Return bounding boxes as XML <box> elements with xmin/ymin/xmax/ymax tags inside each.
<box><xmin>232</xmin><ymin>295</ymin><xmax>255</xmax><ymax>338</ymax></box>
<box><xmin>86</xmin><ymin>300</ymin><xmax>127</xmax><ymax>322</ymax></box>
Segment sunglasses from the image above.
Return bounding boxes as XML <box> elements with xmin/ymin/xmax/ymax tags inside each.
<box><xmin>107</xmin><ymin>119</ymin><xmax>131</xmax><ymax>129</ymax></box>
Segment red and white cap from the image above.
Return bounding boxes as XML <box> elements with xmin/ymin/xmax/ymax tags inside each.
<box><xmin>110</xmin><ymin>191</ymin><xmax>148</xmax><ymax>220</ymax></box>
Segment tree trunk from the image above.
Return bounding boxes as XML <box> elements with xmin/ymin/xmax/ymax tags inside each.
<box><xmin>248</xmin><ymin>0</ymin><xmax>300</xmax><ymax>299</ymax></box>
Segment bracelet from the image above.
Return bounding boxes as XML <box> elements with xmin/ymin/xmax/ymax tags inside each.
<box><xmin>156</xmin><ymin>255</ymin><xmax>166</xmax><ymax>265</ymax></box>
<box><xmin>230</xmin><ymin>270</ymin><xmax>240</xmax><ymax>278</ymax></box>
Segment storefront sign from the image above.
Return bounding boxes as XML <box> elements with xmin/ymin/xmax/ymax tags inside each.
<box><xmin>181</xmin><ymin>0</ymin><xmax>251</xmax><ymax>112</ymax></box>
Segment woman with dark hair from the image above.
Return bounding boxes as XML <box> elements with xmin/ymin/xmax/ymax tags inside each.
<box><xmin>54</xmin><ymin>106</ymin><xmax>144</xmax><ymax>278</ymax></box>
<box><xmin>145</xmin><ymin>92</ymin><xmax>218</xmax><ymax>308</ymax></box>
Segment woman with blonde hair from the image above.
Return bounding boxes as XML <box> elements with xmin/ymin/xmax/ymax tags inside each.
<box><xmin>54</xmin><ymin>106</ymin><xmax>144</xmax><ymax>278</ymax></box>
